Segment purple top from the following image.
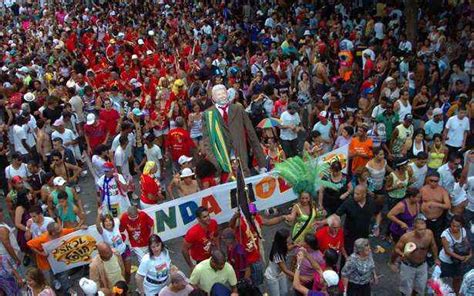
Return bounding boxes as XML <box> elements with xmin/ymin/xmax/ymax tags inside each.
<box><xmin>389</xmin><ymin>200</ymin><xmax>418</xmax><ymax>236</ymax></box>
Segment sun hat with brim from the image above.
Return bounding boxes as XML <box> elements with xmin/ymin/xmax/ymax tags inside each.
<box><xmin>178</xmin><ymin>155</ymin><xmax>193</xmax><ymax>165</ymax></box>
<box><xmin>180</xmin><ymin>168</ymin><xmax>195</xmax><ymax>178</ymax></box>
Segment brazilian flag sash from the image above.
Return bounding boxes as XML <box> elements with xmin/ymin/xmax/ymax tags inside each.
<box><xmin>205</xmin><ymin>109</ymin><xmax>232</xmax><ymax>173</ymax></box>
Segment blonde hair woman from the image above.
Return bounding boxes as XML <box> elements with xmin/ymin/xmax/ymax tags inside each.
<box><xmin>140</xmin><ymin>161</ymin><xmax>164</xmax><ymax>209</ymax></box>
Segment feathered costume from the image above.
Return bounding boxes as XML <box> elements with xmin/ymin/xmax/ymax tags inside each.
<box><xmin>274</xmin><ymin>155</ymin><xmax>337</xmax><ymax>242</ymax></box>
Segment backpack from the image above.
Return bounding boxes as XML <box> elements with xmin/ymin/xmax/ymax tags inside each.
<box><xmin>249</xmin><ymin>99</ymin><xmax>267</xmax><ymax>127</ymax></box>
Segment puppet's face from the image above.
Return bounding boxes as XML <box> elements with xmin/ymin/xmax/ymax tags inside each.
<box><xmin>212</xmin><ymin>84</ymin><xmax>229</xmax><ymax>107</ymax></box>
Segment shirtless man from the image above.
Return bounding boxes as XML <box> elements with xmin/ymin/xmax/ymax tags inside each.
<box><xmin>50</xmin><ymin>150</ymin><xmax>81</xmax><ymax>185</ymax></box>
<box><xmin>420</xmin><ymin>171</ymin><xmax>451</xmax><ymax>248</ymax></box>
<box><xmin>395</xmin><ymin>217</ymin><xmax>440</xmax><ymax>296</ymax></box>
<box><xmin>167</xmin><ymin>168</ymin><xmax>200</xmax><ymax>199</ymax></box>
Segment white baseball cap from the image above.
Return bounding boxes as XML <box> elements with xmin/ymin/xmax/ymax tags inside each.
<box><xmin>53</xmin><ymin>176</ymin><xmax>66</xmax><ymax>186</ymax></box>
<box><xmin>178</xmin><ymin>155</ymin><xmax>193</xmax><ymax>165</ymax></box>
<box><xmin>137</xmin><ymin>38</ymin><xmax>144</xmax><ymax>45</ymax></box>
<box><xmin>23</xmin><ymin>92</ymin><xmax>35</xmax><ymax>102</ymax></box>
<box><xmin>180</xmin><ymin>168</ymin><xmax>195</xmax><ymax>178</ymax></box>
<box><xmin>322</xmin><ymin>270</ymin><xmax>339</xmax><ymax>287</ymax></box>
<box><xmin>86</xmin><ymin>113</ymin><xmax>96</xmax><ymax>125</ymax></box>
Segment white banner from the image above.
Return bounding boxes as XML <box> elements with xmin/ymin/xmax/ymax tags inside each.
<box><xmin>42</xmin><ymin>226</ymin><xmax>104</xmax><ymax>274</ymax></box>
<box><xmin>144</xmin><ymin>145</ymin><xmax>349</xmax><ymax>241</ymax></box>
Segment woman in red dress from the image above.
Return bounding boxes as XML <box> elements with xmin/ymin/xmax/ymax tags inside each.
<box><xmin>140</xmin><ymin>161</ymin><xmax>164</xmax><ymax>209</ymax></box>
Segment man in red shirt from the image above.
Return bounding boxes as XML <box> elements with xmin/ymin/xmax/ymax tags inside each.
<box><xmin>182</xmin><ymin>206</ymin><xmax>219</xmax><ymax>271</ymax></box>
<box><xmin>83</xmin><ymin>113</ymin><xmax>109</xmax><ymax>155</ymax></box>
<box><xmin>229</xmin><ymin>204</ymin><xmax>287</xmax><ymax>289</ymax></box>
<box><xmin>119</xmin><ymin>206</ymin><xmax>154</xmax><ymax>260</ymax></box>
<box><xmin>99</xmin><ymin>98</ymin><xmax>121</xmax><ymax>137</ymax></box>
<box><xmin>166</xmin><ymin>116</ymin><xmax>195</xmax><ymax>166</ymax></box>
<box><xmin>315</xmin><ymin>215</ymin><xmax>347</xmax><ymax>258</ymax></box>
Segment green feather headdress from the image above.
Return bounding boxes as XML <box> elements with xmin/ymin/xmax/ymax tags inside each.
<box><xmin>274</xmin><ymin>154</ymin><xmax>338</xmax><ymax>196</ymax></box>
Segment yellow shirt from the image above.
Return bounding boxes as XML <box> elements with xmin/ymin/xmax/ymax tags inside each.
<box><xmin>103</xmin><ymin>254</ymin><xmax>125</xmax><ymax>286</ymax></box>
<box><xmin>190</xmin><ymin>259</ymin><xmax>237</xmax><ymax>293</ymax></box>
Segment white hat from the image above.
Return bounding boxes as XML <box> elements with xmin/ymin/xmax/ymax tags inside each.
<box><xmin>86</xmin><ymin>113</ymin><xmax>96</xmax><ymax>125</ymax></box>
<box><xmin>23</xmin><ymin>92</ymin><xmax>35</xmax><ymax>102</ymax></box>
<box><xmin>53</xmin><ymin>119</ymin><xmax>64</xmax><ymax>127</ymax></box>
<box><xmin>117</xmin><ymin>32</ymin><xmax>125</xmax><ymax>38</ymax></box>
<box><xmin>132</xmin><ymin>54</ymin><xmax>138</xmax><ymax>60</ymax></box>
<box><xmin>1</xmin><ymin>66</ymin><xmax>8</xmax><ymax>72</ymax></box>
<box><xmin>146</xmin><ymin>50</ymin><xmax>153</xmax><ymax>55</ymax></box>
<box><xmin>180</xmin><ymin>168</ymin><xmax>195</xmax><ymax>178</ymax></box>
<box><xmin>385</xmin><ymin>76</ymin><xmax>395</xmax><ymax>82</ymax></box>
<box><xmin>318</xmin><ymin>110</ymin><xmax>328</xmax><ymax>118</ymax></box>
<box><xmin>433</xmin><ymin>108</ymin><xmax>443</xmax><ymax>116</ymax></box>
<box><xmin>66</xmin><ymin>80</ymin><xmax>76</xmax><ymax>88</ymax></box>
<box><xmin>148</xmin><ymin>30</ymin><xmax>155</xmax><ymax>36</ymax></box>
<box><xmin>18</xmin><ymin>66</ymin><xmax>29</xmax><ymax>73</ymax></box>
<box><xmin>79</xmin><ymin>277</ymin><xmax>98</xmax><ymax>295</ymax></box>
<box><xmin>256</xmin><ymin>10</ymin><xmax>263</xmax><ymax>16</ymax></box>
<box><xmin>137</xmin><ymin>38</ymin><xmax>144</xmax><ymax>45</ymax></box>
<box><xmin>178</xmin><ymin>155</ymin><xmax>193</xmax><ymax>165</ymax></box>
<box><xmin>304</xmin><ymin>30</ymin><xmax>311</xmax><ymax>36</ymax></box>
<box><xmin>322</xmin><ymin>270</ymin><xmax>339</xmax><ymax>287</ymax></box>
<box><xmin>53</xmin><ymin>176</ymin><xmax>66</xmax><ymax>186</ymax></box>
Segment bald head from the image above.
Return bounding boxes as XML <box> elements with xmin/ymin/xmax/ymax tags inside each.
<box><xmin>354</xmin><ymin>185</ymin><xmax>367</xmax><ymax>202</ymax></box>
<box><xmin>96</xmin><ymin>242</ymin><xmax>113</xmax><ymax>261</ymax></box>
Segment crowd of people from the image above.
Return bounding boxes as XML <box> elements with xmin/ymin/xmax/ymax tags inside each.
<box><xmin>0</xmin><ymin>0</ymin><xmax>474</xmax><ymax>295</ymax></box>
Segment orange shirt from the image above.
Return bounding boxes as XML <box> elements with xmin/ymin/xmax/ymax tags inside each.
<box><xmin>27</xmin><ymin>228</ymin><xmax>75</xmax><ymax>271</ymax></box>
<box><xmin>349</xmin><ymin>137</ymin><xmax>373</xmax><ymax>173</ymax></box>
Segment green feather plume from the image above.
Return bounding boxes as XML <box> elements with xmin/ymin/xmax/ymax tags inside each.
<box><xmin>274</xmin><ymin>154</ymin><xmax>338</xmax><ymax>196</ymax></box>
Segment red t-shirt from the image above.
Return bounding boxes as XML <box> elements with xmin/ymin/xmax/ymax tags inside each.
<box><xmin>140</xmin><ymin>174</ymin><xmax>160</xmax><ymax>205</ymax></box>
<box><xmin>184</xmin><ymin>219</ymin><xmax>218</xmax><ymax>262</ymax></box>
<box><xmin>165</xmin><ymin>127</ymin><xmax>195</xmax><ymax>161</ymax></box>
<box><xmin>83</xmin><ymin>120</ymin><xmax>108</xmax><ymax>152</ymax></box>
<box><xmin>99</xmin><ymin>109</ymin><xmax>120</xmax><ymax>136</ymax></box>
<box><xmin>236</xmin><ymin>215</ymin><xmax>263</xmax><ymax>264</ymax></box>
<box><xmin>315</xmin><ymin>226</ymin><xmax>345</xmax><ymax>254</ymax></box>
<box><xmin>119</xmin><ymin>211</ymin><xmax>154</xmax><ymax>248</ymax></box>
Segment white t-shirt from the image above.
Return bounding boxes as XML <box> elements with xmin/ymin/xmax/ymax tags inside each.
<box><xmin>25</xmin><ymin>116</ymin><xmax>37</xmax><ymax>147</ymax></box>
<box><xmin>144</xmin><ymin>144</ymin><xmax>163</xmax><ymax>178</ymax></box>
<box><xmin>137</xmin><ymin>251</ymin><xmax>171</xmax><ymax>295</ymax></box>
<box><xmin>409</xmin><ymin>162</ymin><xmax>427</xmax><ymax>189</ymax></box>
<box><xmin>451</xmin><ymin>182</ymin><xmax>467</xmax><ymax>207</ymax></box>
<box><xmin>463</xmin><ymin>176</ymin><xmax>474</xmax><ymax>212</ymax></box>
<box><xmin>96</xmin><ymin>174</ymin><xmax>131</xmax><ymax>218</ymax></box>
<box><xmin>27</xmin><ymin>216</ymin><xmax>55</xmax><ymax>238</ymax></box>
<box><xmin>101</xmin><ymin>219</ymin><xmax>127</xmax><ymax>254</ymax></box>
<box><xmin>92</xmin><ymin>155</ymin><xmax>107</xmax><ymax>180</ymax></box>
<box><xmin>5</xmin><ymin>163</ymin><xmax>29</xmax><ymax>180</ymax></box>
<box><xmin>12</xmin><ymin>124</ymin><xmax>28</xmax><ymax>154</ymax></box>
<box><xmin>439</xmin><ymin>228</ymin><xmax>467</xmax><ymax>264</ymax></box>
<box><xmin>371</xmin><ymin>105</ymin><xmax>385</xmax><ymax>119</ymax></box>
<box><xmin>52</xmin><ymin>128</ymin><xmax>77</xmax><ymax>147</ymax></box>
<box><xmin>280</xmin><ymin>111</ymin><xmax>300</xmax><ymax>141</ymax></box>
<box><xmin>111</xmin><ymin>133</ymin><xmax>135</xmax><ymax>155</ymax></box>
<box><xmin>374</xmin><ymin>22</ymin><xmax>384</xmax><ymax>39</ymax></box>
<box><xmin>312</xmin><ymin>121</ymin><xmax>333</xmax><ymax>141</ymax></box>
<box><xmin>114</xmin><ymin>146</ymin><xmax>130</xmax><ymax>179</ymax></box>
<box><xmin>445</xmin><ymin>116</ymin><xmax>470</xmax><ymax>148</ymax></box>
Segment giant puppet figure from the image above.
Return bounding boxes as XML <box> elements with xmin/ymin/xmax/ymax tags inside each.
<box><xmin>202</xmin><ymin>84</ymin><xmax>266</xmax><ymax>179</ymax></box>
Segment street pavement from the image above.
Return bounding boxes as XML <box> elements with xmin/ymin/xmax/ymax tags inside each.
<box><xmin>77</xmin><ymin>170</ymin><xmax>401</xmax><ymax>295</ymax></box>
<box><xmin>0</xmin><ymin>170</ymin><xmax>408</xmax><ymax>295</ymax></box>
